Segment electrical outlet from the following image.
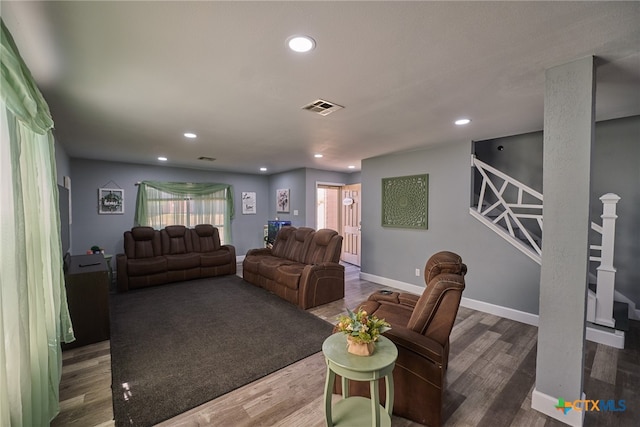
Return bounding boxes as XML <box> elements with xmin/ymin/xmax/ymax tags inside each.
<box><xmin>415</xmin><ymin>268</ymin><xmax>420</xmax><ymax>276</ymax></box>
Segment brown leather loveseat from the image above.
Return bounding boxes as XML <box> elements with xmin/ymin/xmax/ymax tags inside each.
<box><xmin>116</xmin><ymin>224</ymin><xmax>236</xmax><ymax>292</ymax></box>
<box><xmin>242</xmin><ymin>226</ymin><xmax>344</xmax><ymax>309</ymax></box>
<box><xmin>335</xmin><ymin>251</ymin><xmax>467</xmax><ymax>426</ymax></box>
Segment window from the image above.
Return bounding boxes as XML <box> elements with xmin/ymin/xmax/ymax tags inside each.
<box><xmin>135</xmin><ymin>182</ymin><xmax>234</xmax><ymax>244</ymax></box>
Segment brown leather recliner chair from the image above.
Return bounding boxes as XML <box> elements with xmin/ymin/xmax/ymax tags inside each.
<box><xmin>335</xmin><ymin>251</ymin><xmax>467</xmax><ymax>426</ymax></box>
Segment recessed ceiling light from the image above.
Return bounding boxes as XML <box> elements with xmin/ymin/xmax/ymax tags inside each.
<box><xmin>348</xmin><ymin>165</ymin><xmax>356</xmax><ymax>169</ymax></box>
<box><xmin>184</xmin><ymin>132</ymin><xmax>197</xmax><ymax>138</ymax></box>
<box><xmin>287</xmin><ymin>35</ymin><xmax>315</xmax><ymax>53</ymax></box>
<box><xmin>260</xmin><ymin>167</ymin><xmax>267</xmax><ymax>172</ymax></box>
<box><xmin>158</xmin><ymin>156</ymin><xmax>168</xmax><ymax>161</ymax></box>
<box><xmin>314</xmin><ymin>153</ymin><xmax>323</xmax><ymax>158</ymax></box>
<box><xmin>455</xmin><ymin>118</ymin><xmax>471</xmax><ymax>126</ymax></box>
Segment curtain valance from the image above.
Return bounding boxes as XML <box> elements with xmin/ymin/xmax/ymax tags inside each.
<box><xmin>134</xmin><ymin>181</ymin><xmax>235</xmax><ymax>227</ymax></box>
<box><xmin>1</xmin><ymin>20</ymin><xmax>54</xmax><ymax>134</ymax></box>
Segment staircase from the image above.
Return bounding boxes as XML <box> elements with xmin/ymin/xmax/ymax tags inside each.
<box><xmin>470</xmin><ymin>155</ymin><xmax>628</xmax><ymax>346</ymax></box>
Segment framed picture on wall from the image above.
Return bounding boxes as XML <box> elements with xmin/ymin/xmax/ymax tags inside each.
<box><xmin>381</xmin><ymin>174</ymin><xmax>428</xmax><ymax>229</ymax></box>
<box><xmin>277</xmin><ymin>188</ymin><xmax>290</xmax><ymax>213</ymax></box>
<box><xmin>242</xmin><ymin>191</ymin><xmax>257</xmax><ymax>214</ymax></box>
<box><xmin>98</xmin><ymin>188</ymin><xmax>124</xmax><ymax>214</ymax></box>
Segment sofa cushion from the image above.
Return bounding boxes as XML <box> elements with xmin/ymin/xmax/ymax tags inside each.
<box><xmin>245</xmin><ymin>252</ymin><xmax>289</xmax><ymax>274</ymax></box>
<box><xmin>275</xmin><ymin>264</ymin><xmax>306</xmax><ymax>290</ymax></box>
<box><xmin>282</xmin><ymin>227</ymin><xmax>315</xmax><ymax>262</ymax></box>
<box><xmin>191</xmin><ymin>224</ymin><xmax>221</xmax><ymax>252</ymax></box>
<box><xmin>162</xmin><ymin>225</ymin><xmax>194</xmax><ymax>255</ymax></box>
<box><xmin>165</xmin><ymin>253</ymin><xmax>200</xmax><ymax>270</ymax></box>
<box><xmin>257</xmin><ymin>257</ymin><xmax>295</xmax><ymax>280</ymax></box>
<box><xmin>200</xmin><ymin>249</ymin><xmax>232</xmax><ymax>267</ymax></box>
<box><xmin>359</xmin><ymin>299</ymin><xmax>413</xmax><ymax>327</ymax></box>
<box><xmin>304</xmin><ymin>229</ymin><xmax>342</xmax><ymax>264</ymax></box>
<box><xmin>271</xmin><ymin>226</ymin><xmax>296</xmax><ymax>258</ymax></box>
<box><xmin>125</xmin><ymin>227</ymin><xmax>162</xmax><ymax>259</ymax></box>
<box><xmin>131</xmin><ymin>226</ymin><xmax>156</xmax><ymax>240</ymax></box>
<box><xmin>243</xmin><ymin>254</ymin><xmax>262</xmax><ymax>274</ymax></box>
<box><xmin>127</xmin><ymin>257</ymin><xmax>167</xmax><ymax>276</ymax></box>
<box><xmin>165</xmin><ymin>225</ymin><xmax>187</xmax><ymax>238</ymax></box>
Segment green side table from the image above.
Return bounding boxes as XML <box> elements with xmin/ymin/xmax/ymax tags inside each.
<box><xmin>322</xmin><ymin>334</ymin><xmax>398</xmax><ymax>427</ymax></box>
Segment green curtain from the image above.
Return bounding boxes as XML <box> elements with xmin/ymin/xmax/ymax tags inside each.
<box><xmin>1</xmin><ymin>19</ymin><xmax>74</xmax><ymax>426</ymax></box>
<box><xmin>135</xmin><ymin>181</ymin><xmax>234</xmax><ymax>244</ymax></box>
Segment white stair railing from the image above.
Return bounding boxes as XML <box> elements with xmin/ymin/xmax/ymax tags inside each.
<box><xmin>470</xmin><ymin>155</ymin><xmax>543</xmax><ymax>264</ymax></box>
<box><xmin>470</xmin><ymin>155</ymin><xmax>620</xmax><ymax>329</ymax></box>
<box><xmin>588</xmin><ymin>193</ymin><xmax>620</xmax><ymax>328</ymax></box>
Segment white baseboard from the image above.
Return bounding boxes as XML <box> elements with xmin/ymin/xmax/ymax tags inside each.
<box><xmin>532</xmin><ymin>388</ymin><xmax>585</xmax><ymax>427</ymax></box>
<box><xmin>236</xmin><ymin>255</ymin><xmax>245</xmax><ymax>263</ymax></box>
<box><xmin>460</xmin><ymin>296</ymin><xmax>540</xmax><ymax>326</ymax></box>
<box><xmin>585</xmin><ymin>323</ymin><xmax>625</xmax><ymax>348</ymax></box>
<box><xmin>359</xmin><ymin>272</ymin><xmax>624</xmax><ymax>349</ymax></box>
<box><xmin>359</xmin><ymin>272</ymin><xmax>424</xmax><ymax>295</ymax></box>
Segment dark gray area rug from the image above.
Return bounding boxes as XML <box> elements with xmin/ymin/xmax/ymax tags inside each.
<box><xmin>109</xmin><ymin>275</ymin><xmax>334</xmax><ymax>426</ymax></box>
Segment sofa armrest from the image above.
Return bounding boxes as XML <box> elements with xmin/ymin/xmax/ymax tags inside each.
<box><xmin>368</xmin><ymin>290</ymin><xmax>400</xmax><ymax>304</ymax></box>
<box><xmin>383</xmin><ymin>325</ymin><xmax>445</xmax><ymax>367</ymax></box>
<box><xmin>221</xmin><ymin>244</ymin><xmax>237</xmax><ymax>274</ymax></box>
<box><xmin>298</xmin><ymin>262</ymin><xmax>345</xmax><ymax>309</ymax></box>
<box><xmin>245</xmin><ymin>247</ymin><xmax>272</xmax><ymax>257</ymax></box>
<box><xmin>368</xmin><ymin>291</ymin><xmax>419</xmax><ymax>308</ymax></box>
<box><xmin>116</xmin><ymin>253</ymin><xmax>129</xmax><ymax>292</ymax></box>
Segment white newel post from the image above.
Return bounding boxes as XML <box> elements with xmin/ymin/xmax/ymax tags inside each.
<box><xmin>595</xmin><ymin>193</ymin><xmax>620</xmax><ymax>328</ymax></box>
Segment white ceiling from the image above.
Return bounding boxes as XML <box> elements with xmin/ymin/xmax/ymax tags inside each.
<box><xmin>2</xmin><ymin>1</ymin><xmax>639</xmax><ymax>175</ymax></box>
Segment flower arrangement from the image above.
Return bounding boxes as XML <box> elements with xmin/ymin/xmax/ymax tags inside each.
<box><xmin>336</xmin><ymin>307</ymin><xmax>391</xmax><ymax>344</ymax></box>
<box><xmin>87</xmin><ymin>245</ymin><xmax>104</xmax><ymax>255</ymax></box>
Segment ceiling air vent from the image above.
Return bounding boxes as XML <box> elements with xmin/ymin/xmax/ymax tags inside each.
<box><xmin>198</xmin><ymin>156</ymin><xmax>216</xmax><ymax>162</ymax></box>
<box><xmin>302</xmin><ymin>99</ymin><xmax>344</xmax><ymax>116</ymax></box>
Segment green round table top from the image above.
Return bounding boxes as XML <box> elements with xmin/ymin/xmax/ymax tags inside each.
<box><xmin>322</xmin><ymin>334</ymin><xmax>397</xmax><ymax>372</ymax></box>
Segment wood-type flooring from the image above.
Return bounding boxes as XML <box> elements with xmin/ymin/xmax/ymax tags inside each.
<box><xmin>52</xmin><ymin>263</ymin><xmax>639</xmax><ymax>426</ymax></box>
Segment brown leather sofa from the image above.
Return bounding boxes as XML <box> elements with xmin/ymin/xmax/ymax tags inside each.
<box><xmin>335</xmin><ymin>251</ymin><xmax>467</xmax><ymax>426</ymax></box>
<box><xmin>242</xmin><ymin>226</ymin><xmax>345</xmax><ymax>309</ymax></box>
<box><xmin>116</xmin><ymin>224</ymin><xmax>236</xmax><ymax>292</ymax></box>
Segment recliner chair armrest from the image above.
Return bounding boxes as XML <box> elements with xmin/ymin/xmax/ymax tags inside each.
<box><xmin>398</xmin><ymin>292</ymin><xmax>420</xmax><ymax>308</ymax></box>
<box><xmin>383</xmin><ymin>326</ymin><xmax>445</xmax><ymax>366</ymax></box>
<box><xmin>368</xmin><ymin>291</ymin><xmax>400</xmax><ymax>304</ymax></box>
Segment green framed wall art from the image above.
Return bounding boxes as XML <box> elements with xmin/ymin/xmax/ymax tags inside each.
<box><xmin>381</xmin><ymin>174</ymin><xmax>428</xmax><ymax>229</ymax></box>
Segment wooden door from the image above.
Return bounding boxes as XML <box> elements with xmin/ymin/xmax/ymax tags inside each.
<box><xmin>341</xmin><ymin>184</ymin><xmax>361</xmax><ymax>266</ymax></box>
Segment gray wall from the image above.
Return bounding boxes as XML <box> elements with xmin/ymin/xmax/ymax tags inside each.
<box><xmin>268</xmin><ymin>169</ymin><xmax>307</xmax><ymax>227</ymax></box>
<box><xmin>54</xmin><ymin>137</ymin><xmax>71</xmax><ymax>186</ymax></box>
<box><xmin>69</xmin><ymin>159</ymin><xmax>269</xmax><ymax>260</ymax></box>
<box><xmin>474</xmin><ymin>131</ymin><xmax>543</xmax><ymax>194</ymax></box>
<box><xmin>66</xmin><ymin>161</ymin><xmax>359</xmax><ymax>266</ymax></box>
<box><xmin>267</xmin><ymin>168</ymin><xmax>360</xmax><ymax>228</ymax></box>
<box><xmin>362</xmin><ymin>140</ymin><xmax>543</xmax><ymax>315</ymax></box>
<box><xmin>475</xmin><ymin>115</ymin><xmax>640</xmax><ymax>307</ymax></box>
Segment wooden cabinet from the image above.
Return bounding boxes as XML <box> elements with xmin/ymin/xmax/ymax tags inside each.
<box><xmin>62</xmin><ymin>254</ymin><xmax>110</xmax><ymax>350</ymax></box>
